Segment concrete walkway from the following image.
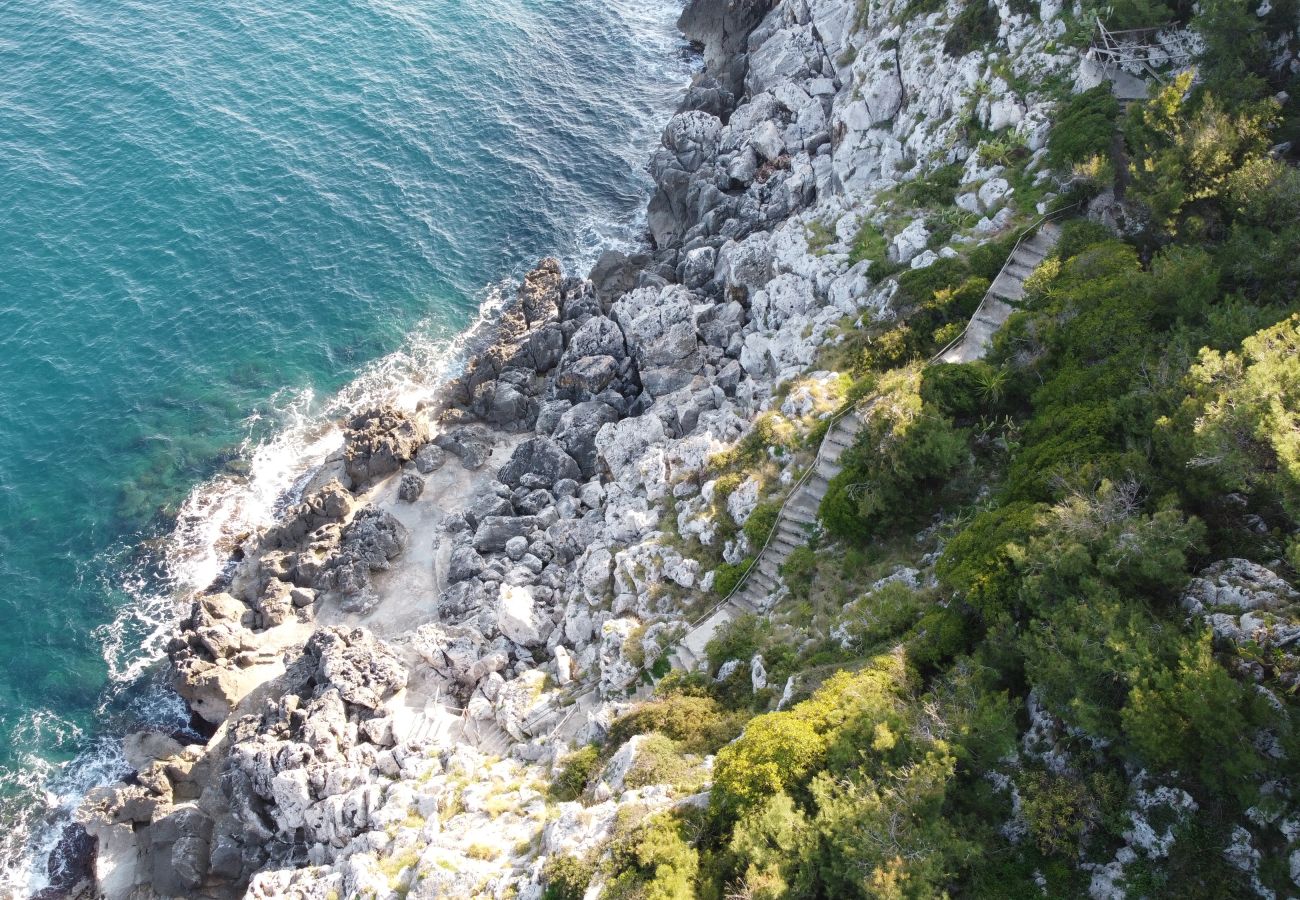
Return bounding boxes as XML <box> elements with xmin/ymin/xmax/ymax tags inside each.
<box><xmin>668</xmin><ymin>219</ymin><xmax>1065</xmax><ymax>673</ymax></box>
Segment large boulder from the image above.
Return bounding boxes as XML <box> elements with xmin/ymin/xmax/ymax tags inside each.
<box><xmin>145</xmin><ymin>807</ymin><xmax>213</xmax><ymax>897</ymax></box>
<box><xmin>552</xmin><ymin>401</ymin><xmax>620</xmax><ymax>478</ymax></box>
<box><xmin>678</xmin><ymin>0</ymin><xmax>773</xmax><ymax>97</ymax></box>
<box><xmin>518</xmin><ymin>258</ymin><xmax>563</xmax><ymax>327</ymax></box>
<box><xmin>433</xmin><ymin>425</ymin><xmax>496</xmax><ymax>471</ymax></box>
<box><xmin>313</xmin><ymin>506</ymin><xmax>408</xmax><ymax>613</ymax></box>
<box><xmin>497</xmin><ymin>436</ymin><xmax>581</xmax><ymax>489</ymax></box>
<box><xmin>564</xmin><ymin>315</ymin><xmax>627</xmax><ymax>361</ymax></box>
<box><xmin>473</xmin><ymin>515</ymin><xmax>541</xmax><ymax>553</ymax></box>
<box><xmin>589</xmin><ymin>249</ymin><xmax>651</xmax><ymax>304</ymax></box>
<box><xmin>412</xmin><ymin>622</ymin><xmax>487</xmax><ymax>682</ymax></box>
<box><xmin>342</xmin><ymin>407</ymin><xmax>429</xmax><ymax>488</ymax></box>
<box><xmin>307</xmin><ymin>627</ymin><xmax>408</xmax><ymax>710</ymax></box>
<box><xmin>498</xmin><ymin>584</ymin><xmax>546</xmax><ymax>647</ymax></box>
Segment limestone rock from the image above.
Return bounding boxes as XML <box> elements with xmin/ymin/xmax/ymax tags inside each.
<box><xmin>308</xmin><ymin>628</ymin><xmax>408</xmax><ymax>710</ymax></box>
<box><xmin>343</xmin><ymin>407</ymin><xmax>429</xmax><ymax>488</ymax></box>
<box><xmin>497</xmin><ymin>584</ymin><xmax>546</xmax><ymax>647</ymax></box>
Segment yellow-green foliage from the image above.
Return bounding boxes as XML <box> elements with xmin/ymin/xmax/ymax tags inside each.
<box><xmin>1170</xmin><ymin>313</ymin><xmax>1300</xmax><ymax>519</ymax></box>
<box><xmin>820</xmin><ymin>365</ymin><xmax>967</xmax><ymax>540</ymax></box>
<box><xmin>550</xmin><ymin>745</ymin><xmax>601</xmax><ymax>803</ymax></box>
<box><xmin>711</xmin><ymin>652</ymin><xmax>912</xmax><ymax>818</ymax></box>
<box><xmin>710</xmin><ymin>652</ymin><xmax>985</xmax><ymax>897</ymax></box>
<box><xmin>621</xmin><ymin>733</ymin><xmax>706</xmax><ymax>793</ymax></box>
<box><xmin>603</xmin><ymin>810</ymin><xmax>698</xmax><ymax>900</ymax></box>
<box><xmin>608</xmin><ymin>694</ymin><xmax>746</xmax><ymax>755</ymax></box>
<box><xmin>1125</xmin><ymin>72</ymin><xmax>1279</xmax><ymax>232</ymax></box>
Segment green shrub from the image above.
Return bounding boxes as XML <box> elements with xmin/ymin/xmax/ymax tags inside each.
<box><xmin>968</xmin><ymin>232</ymin><xmax>1019</xmax><ymax>281</ymax></box>
<box><xmin>821</xmin><ymin>368</ymin><xmax>968</xmax><ymax>541</ymax></box>
<box><xmin>1124</xmin><ymin>73</ymin><xmax>1278</xmax><ymax>233</ymax></box>
<box><xmin>1122</xmin><ymin>633</ymin><xmax>1276</xmax><ymax>803</ymax></box>
<box><xmin>944</xmin><ymin>0</ymin><xmax>1000</xmax><ymax>57</ymax></box>
<box><xmin>922</xmin><ymin>361</ymin><xmax>1007</xmax><ymax>417</ymax></box>
<box><xmin>847</xmin><ymin>220</ymin><xmax>899</xmax><ymax>277</ymax></box>
<box><xmin>780</xmin><ymin>545</ymin><xmax>817</xmax><ymax>597</ymax></box>
<box><xmin>840</xmin><ymin>580</ymin><xmax>927</xmax><ymax>649</ymax></box>
<box><xmin>550</xmin><ymin>745</ymin><xmax>601</xmax><ymax>802</ymax></box>
<box><xmin>712</xmin><ymin>472</ymin><xmax>743</xmax><ymax>502</ymax></box>
<box><xmin>609</xmin><ymin>694</ymin><xmax>745</xmax><ymax>755</ymax></box>
<box><xmin>906</xmin><ymin>604</ymin><xmax>976</xmax><ymax>672</ymax></box>
<box><xmin>1046</xmin><ymin>85</ymin><xmax>1119</xmax><ymax>171</ymax></box>
<box><xmin>899</xmin><ymin>163</ymin><xmax>963</xmax><ymax>208</ymax></box>
<box><xmin>1052</xmin><ymin>219</ymin><xmax>1111</xmax><ymax>262</ymax></box>
<box><xmin>704</xmin><ymin>614</ymin><xmax>771</xmax><ymax>673</ymax></box>
<box><xmin>622</xmin><ymin>733</ymin><xmax>702</xmax><ymax>791</ymax></box>
<box><xmin>542</xmin><ymin>855</ymin><xmax>594</xmax><ymax>900</ymax></box>
<box><xmin>742</xmin><ymin>500</ymin><xmax>781</xmax><ymax>547</ymax></box>
<box><xmin>712</xmin><ymin>558</ymin><xmax>753</xmax><ymax>597</ymax></box>
<box><xmin>605</xmin><ymin>811</ymin><xmax>699</xmax><ymax>900</ymax></box>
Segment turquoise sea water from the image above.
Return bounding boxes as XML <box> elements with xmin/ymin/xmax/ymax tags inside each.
<box><xmin>0</xmin><ymin>0</ymin><xmax>689</xmax><ymax>886</ymax></box>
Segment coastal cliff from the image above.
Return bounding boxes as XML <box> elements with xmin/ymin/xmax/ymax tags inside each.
<box><xmin>57</xmin><ymin>0</ymin><xmax>1300</xmax><ymax>896</ymax></box>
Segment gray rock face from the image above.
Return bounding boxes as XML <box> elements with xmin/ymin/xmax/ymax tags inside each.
<box><xmin>518</xmin><ymin>257</ymin><xmax>563</xmax><ymax>327</ymax></box>
<box><xmin>146</xmin><ymin>807</ymin><xmax>214</xmax><ymax>896</ymax></box>
<box><xmin>342</xmin><ymin>407</ymin><xmax>429</xmax><ymax>488</ymax></box>
<box><xmin>433</xmin><ymin>425</ymin><xmax>496</xmax><ymax>471</ymax></box>
<box><xmin>413</xmin><ymin>442</ymin><xmax>447</xmax><ymax>474</ymax></box>
<box><xmin>260</xmin><ymin>479</ymin><xmax>354</xmax><ymax>551</ymax></box>
<box><xmin>497</xmin><ymin>436</ymin><xmax>581</xmax><ymax>489</ymax></box>
<box><xmin>553</xmin><ymin>401</ymin><xmax>620</xmax><ymax>478</ymax></box>
<box><xmin>448</xmin><ymin>544</ymin><xmax>486</xmax><ymax>583</ymax></box>
<box><xmin>555</xmin><ymin>354</ymin><xmax>621</xmax><ymax>401</ymax></box>
<box><xmin>308</xmin><ymin>627</ymin><xmax>408</xmax><ymax>710</ymax></box>
<box><xmin>315</xmin><ymin>506</ymin><xmax>408</xmax><ymax>612</ymax></box>
<box><xmin>473</xmin><ymin>515</ymin><xmax>541</xmax><ymax>553</ymax></box>
<box><xmin>589</xmin><ymin>249</ymin><xmax>651</xmax><ymax>304</ymax></box>
<box><xmin>564</xmin><ymin>315</ymin><xmax>627</xmax><ymax>361</ymax></box>
<box><xmin>678</xmin><ymin>0</ymin><xmax>773</xmax><ymax>96</ymax></box>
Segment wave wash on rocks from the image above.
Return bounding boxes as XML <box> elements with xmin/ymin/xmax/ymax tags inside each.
<box><xmin>63</xmin><ymin>0</ymin><xmax>1083</xmax><ymax>895</ymax></box>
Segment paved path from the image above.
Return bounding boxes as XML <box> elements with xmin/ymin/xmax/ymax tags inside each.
<box><xmin>668</xmin><ymin>218</ymin><xmax>1065</xmax><ymax>672</ymax></box>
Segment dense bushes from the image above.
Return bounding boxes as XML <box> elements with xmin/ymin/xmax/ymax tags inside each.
<box><xmin>821</xmin><ymin>367</ymin><xmax>968</xmax><ymax>540</ymax></box>
<box><xmin>944</xmin><ymin>0</ymin><xmax>1000</xmax><ymax>57</ymax></box>
<box><xmin>607</xmin><ymin>694</ymin><xmax>745</xmax><ymax>756</ymax></box>
<box><xmin>1046</xmin><ymin>85</ymin><xmax>1119</xmax><ymax>171</ymax></box>
<box><xmin>595</xmin><ymin>28</ymin><xmax>1300</xmax><ymax>897</ymax></box>
<box><xmin>1124</xmin><ymin>72</ymin><xmax>1278</xmax><ymax>233</ymax></box>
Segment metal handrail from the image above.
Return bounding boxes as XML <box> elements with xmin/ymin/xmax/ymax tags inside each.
<box><xmin>678</xmin><ymin>399</ymin><xmax>862</xmax><ymax>636</ymax></box>
<box><xmin>928</xmin><ymin>202</ymin><xmax>1078</xmax><ymax>365</ymax></box>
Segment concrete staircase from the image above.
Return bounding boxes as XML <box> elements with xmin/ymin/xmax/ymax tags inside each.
<box><xmin>937</xmin><ymin>221</ymin><xmax>1062</xmax><ymax>365</ymax></box>
<box><xmin>668</xmin><ymin>411</ymin><xmax>863</xmax><ymax>673</ymax></box>
<box><xmin>668</xmin><ymin>217</ymin><xmax>1066</xmax><ymax>674</ymax></box>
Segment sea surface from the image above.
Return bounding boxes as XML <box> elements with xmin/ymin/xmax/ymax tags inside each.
<box><xmin>0</xmin><ymin>0</ymin><xmax>691</xmax><ymax>888</ymax></box>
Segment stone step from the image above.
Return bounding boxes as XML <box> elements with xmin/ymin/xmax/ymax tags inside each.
<box><xmin>989</xmin><ymin>271</ymin><xmax>1026</xmax><ymax>303</ymax></box>
<box><xmin>670</xmin><ymin>644</ymin><xmax>699</xmax><ymax>672</ymax></box>
<box><xmin>817</xmin><ymin>458</ymin><xmax>843</xmax><ymax>479</ymax></box>
<box><xmin>771</xmin><ymin>532</ymin><xmax>801</xmax><ymax>552</ymax></box>
<box><xmin>758</xmin><ymin>558</ymin><xmax>782</xmax><ymax>580</ymax></box>
<box><xmin>1004</xmin><ymin>258</ymin><xmax>1037</xmax><ymax>280</ymax></box>
<box><xmin>825</xmin><ymin>427</ymin><xmax>857</xmax><ymax>449</ymax></box>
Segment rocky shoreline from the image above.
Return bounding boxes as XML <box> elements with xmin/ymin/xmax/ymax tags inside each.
<box><xmin>51</xmin><ymin>0</ymin><xmax>1084</xmax><ymax>894</ymax></box>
